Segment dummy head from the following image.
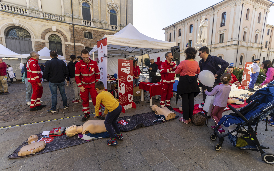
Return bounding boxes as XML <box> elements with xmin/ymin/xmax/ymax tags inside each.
<box><xmin>28</xmin><ymin>135</ymin><xmax>38</xmax><ymax>144</ymax></box>
<box><xmin>65</xmin><ymin>125</ymin><xmax>83</xmax><ymax>137</ymax></box>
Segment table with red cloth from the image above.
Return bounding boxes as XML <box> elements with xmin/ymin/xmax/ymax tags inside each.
<box><xmin>139</xmin><ymin>82</ymin><xmax>162</xmax><ymax>106</ymax></box>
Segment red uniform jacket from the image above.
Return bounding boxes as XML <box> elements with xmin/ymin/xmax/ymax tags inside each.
<box><xmin>160</xmin><ymin>60</ymin><xmax>177</xmax><ymax>83</ymax></box>
<box><xmin>133</xmin><ymin>66</ymin><xmax>140</xmax><ymax>78</ymax></box>
<box><xmin>27</xmin><ymin>58</ymin><xmax>42</xmax><ymax>83</ymax></box>
<box><xmin>75</xmin><ymin>59</ymin><xmax>100</xmax><ymax>88</ymax></box>
<box><xmin>229</xmin><ymin>73</ymin><xmax>239</xmax><ymax>84</ymax></box>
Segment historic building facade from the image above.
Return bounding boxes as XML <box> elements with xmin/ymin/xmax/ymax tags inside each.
<box><xmin>163</xmin><ymin>0</ymin><xmax>274</xmax><ymax>67</ymax></box>
<box><xmin>0</xmin><ymin>0</ymin><xmax>133</xmax><ymax>59</ymax></box>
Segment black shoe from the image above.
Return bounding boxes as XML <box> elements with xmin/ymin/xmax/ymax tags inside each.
<box><xmin>248</xmin><ymin>88</ymin><xmax>255</xmax><ymax>92</ymax></box>
<box><xmin>3</xmin><ymin>92</ymin><xmax>9</xmax><ymax>95</ymax></box>
<box><xmin>82</xmin><ymin>114</ymin><xmax>90</xmax><ymax>122</ymax></box>
<box><xmin>0</xmin><ymin>92</ymin><xmax>3</xmax><ymax>95</ymax></box>
<box><xmin>166</xmin><ymin>106</ymin><xmax>173</xmax><ymax>111</ymax></box>
<box><xmin>36</xmin><ymin>105</ymin><xmax>46</xmax><ymax>110</ymax></box>
<box><xmin>30</xmin><ymin>107</ymin><xmax>38</xmax><ymax>111</ymax></box>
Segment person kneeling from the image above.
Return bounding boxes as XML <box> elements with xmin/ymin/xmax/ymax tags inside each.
<box><xmin>95</xmin><ymin>81</ymin><xmax>123</xmax><ymax>146</ymax></box>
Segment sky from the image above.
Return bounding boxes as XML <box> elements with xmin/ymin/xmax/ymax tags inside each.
<box><xmin>133</xmin><ymin>0</ymin><xmax>274</xmax><ymax>41</ymax></box>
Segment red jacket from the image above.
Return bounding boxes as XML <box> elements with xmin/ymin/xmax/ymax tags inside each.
<box><xmin>27</xmin><ymin>58</ymin><xmax>42</xmax><ymax>83</ymax></box>
<box><xmin>0</xmin><ymin>62</ymin><xmax>7</xmax><ymax>76</ymax></box>
<box><xmin>229</xmin><ymin>73</ymin><xmax>239</xmax><ymax>84</ymax></box>
<box><xmin>75</xmin><ymin>59</ymin><xmax>100</xmax><ymax>88</ymax></box>
<box><xmin>133</xmin><ymin>66</ymin><xmax>140</xmax><ymax>78</ymax></box>
<box><xmin>160</xmin><ymin>60</ymin><xmax>177</xmax><ymax>83</ymax></box>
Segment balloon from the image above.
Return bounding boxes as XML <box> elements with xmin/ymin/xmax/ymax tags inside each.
<box><xmin>198</xmin><ymin>70</ymin><xmax>215</xmax><ymax>87</ymax></box>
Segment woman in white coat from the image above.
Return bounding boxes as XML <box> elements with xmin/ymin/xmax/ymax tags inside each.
<box><xmin>7</xmin><ymin>65</ymin><xmax>15</xmax><ymax>83</ymax></box>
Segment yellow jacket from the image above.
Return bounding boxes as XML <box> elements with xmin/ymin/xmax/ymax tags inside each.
<box><xmin>95</xmin><ymin>91</ymin><xmax>119</xmax><ymax>116</ymax></box>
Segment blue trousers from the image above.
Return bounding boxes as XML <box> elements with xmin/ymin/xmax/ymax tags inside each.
<box><xmin>25</xmin><ymin>79</ymin><xmax>32</xmax><ymax>102</ymax></box>
<box><xmin>133</xmin><ymin>78</ymin><xmax>139</xmax><ymax>87</ymax></box>
<box><xmin>49</xmin><ymin>81</ymin><xmax>67</xmax><ymax>110</ymax></box>
<box><xmin>249</xmin><ymin>72</ymin><xmax>259</xmax><ymax>89</ymax></box>
<box><xmin>104</xmin><ymin>105</ymin><xmax>122</xmax><ymax>138</ymax></box>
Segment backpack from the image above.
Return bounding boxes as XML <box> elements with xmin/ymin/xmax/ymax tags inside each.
<box><xmin>192</xmin><ymin>112</ymin><xmax>207</xmax><ymax>126</ymax></box>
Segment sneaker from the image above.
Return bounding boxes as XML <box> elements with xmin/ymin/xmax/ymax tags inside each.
<box><xmin>270</xmin><ymin>122</ymin><xmax>274</xmax><ymax>127</ymax></box>
<box><xmin>115</xmin><ymin>134</ymin><xmax>123</xmax><ymax>140</ymax></box>
<box><xmin>72</xmin><ymin>99</ymin><xmax>79</xmax><ymax>103</ymax></box>
<box><xmin>82</xmin><ymin>114</ymin><xmax>90</xmax><ymax>122</ymax></box>
<box><xmin>48</xmin><ymin>109</ymin><xmax>57</xmax><ymax>114</ymax></box>
<box><xmin>64</xmin><ymin>106</ymin><xmax>69</xmax><ymax>109</ymax></box>
<box><xmin>27</xmin><ymin>102</ymin><xmax>31</xmax><ymax>106</ymax></box>
<box><xmin>107</xmin><ymin>138</ymin><xmax>117</xmax><ymax>146</ymax></box>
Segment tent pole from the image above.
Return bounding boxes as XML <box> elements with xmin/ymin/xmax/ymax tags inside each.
<box><xmin>93</xmin><ymin>52</ymin><xmax>94</xmax><ymax>60</ymax></box>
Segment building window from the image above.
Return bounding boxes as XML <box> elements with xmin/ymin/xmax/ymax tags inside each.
<box><xmin>265</xmin><ymin>41</ymin><xmax>268</xmax><ymax>48</ymax></box>
<box><xmin>49</xmin><ymin>34</ymin><xmax>63</xmax><ymax>56</ymax></box>
<box><xmin>252</xmin><ymin>56</ymin><xmax>255</xmax><ymax>61</ymax></box>
<box><xmin>189</xmin><ymin>40</ymin><xmax>192</xmax><ymax>47</ymax></box>
<box><xmin>239</xmin><ymin>55</ymin><xmax>243</xmax><ymax>65</ymax></box>
<box><xmin>267</xmin><ymin>29</ymin><xmax>270</xmax><ymax>35</ymax></box>
<box><xmin>246</xmin><ymin>9</ymin><xmax>250</xmax><ymax>20</ymax></box>
<box><xmin>178</xmin><ymin>29</ymin><xmax>181</xmax><ymax>37</ymax></box>
<box><xmin>82</xmin><ymin>2</ymin><xmax>91</xmax><ymax>21</ymax></box>
<box><xmin>178</xmin><ymin>43</ymin><xmax>180</xmax><ymax>48</ymax></box>
<box><xmin>263</xmin><ymin>57</ymin><xmax>265</xmax><ymax>61</ymax></box>
<box><xmin>110</xmin><ymin>9</ymin><xmax>117</xmax><ymax>26</ymax></box>
<box><xmin>243</xmin><ymin>31</ymin><xmax>247</xmax><ymax>41</ymax></box>
<box><xmin>169</xmin><ymin>33</ymin><xmax>171</xmax><ymax>42</ymax></box>
<box><xmin>219</xmin><ymin>33</ymin><xmax>224</xmax><ymax>43</ymax></box>
<box><xmin>189</xmin><ymin>24</ymin><xmax>193</xmax><ymax>33</ymax></box>
<box><xmin>84</xmin><ymin>32</ymin><xmax>93</xmax><ymax>39</ymax></box>
<box><xmin>220</xmin><ymin>12</ymin><xmax>226</xmax><ymax>27</ymax></box>
<box><xmin>258</xmin><ymin>12</ymin><xmax>261</xmax><ymax>23</ymax></box>
<box><xmin>255</xmin><ymin>34</ymin><xmax>258</xmax><ymax>43</ymax></box>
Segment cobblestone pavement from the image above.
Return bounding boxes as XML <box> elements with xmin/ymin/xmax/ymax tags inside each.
<box><xmin>1</xmin><ymin>82</ymin><xmax>274</xmax><ymax>170</ymax></box>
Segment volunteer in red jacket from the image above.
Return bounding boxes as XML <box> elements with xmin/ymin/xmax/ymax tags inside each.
<box><xmin>27</xmin><ymin>51</ymin><xmax>45</xmax><ymax>111</ymax></box>
<box><xmin>160</xmin><ymin>52</ymin><xmax>177</xmax><ymax>110</ymax></box>
<box><xmin>75</xmin><ymin>49</ymin><xmax>100</xmax><ymax>121</ymax></box>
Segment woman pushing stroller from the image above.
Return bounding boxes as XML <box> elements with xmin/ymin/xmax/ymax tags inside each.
<box><xmin>205</xmin><ymin>73</ymin><xmax>232</xmax><ymax>133</ymax></box>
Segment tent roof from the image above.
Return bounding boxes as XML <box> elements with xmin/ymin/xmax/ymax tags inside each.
<box><xmin>90</xmin><ymin>23</ymin><xmax>176</xmax><ymax>56</ymax></box>
<box><xmin>0</xmin><ymin>44</ymin><xmax>22</xmax><ymax>57</ymax></box>
<box><xmin>38</xmin><ymin>47</ymin><xmax>65</xmax><ymax>60</ymax></box>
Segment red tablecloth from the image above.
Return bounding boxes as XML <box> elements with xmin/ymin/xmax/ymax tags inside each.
<box><xmin>139</xmin><ymin>82</ymin><xmax>162</xmax><ymax>98</ymax></box>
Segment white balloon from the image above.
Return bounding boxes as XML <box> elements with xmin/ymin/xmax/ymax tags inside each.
<box><xmin>198</xmin><ymin>70</ymin><xmax>215</xmax><ymax>87</ymax></box>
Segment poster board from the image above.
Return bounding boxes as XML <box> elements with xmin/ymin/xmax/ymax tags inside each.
<box><xmin>241</xmin><ymin>62</ymin><xmax>252</xmax><ymax>90</ymax></box>
<box><xmin>97</xmin><ymin>38</ymin><xmax>107</xmax><ymax>89</ymax></box>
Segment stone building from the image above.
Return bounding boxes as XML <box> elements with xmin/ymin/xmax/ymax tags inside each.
<box><xmin>163</xmin><ymin>0</ymin><xmax>274</xmax><ymax>67</ymax></box>
<box><xmin>0</xmin><ymin>0</ymin><xmax>133</xmax><ymax>59</ymax></box>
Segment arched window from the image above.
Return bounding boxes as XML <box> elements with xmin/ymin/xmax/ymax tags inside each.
<box><xmin>263</xmin><ymin>57</ymin><xmax>265</xmax><ymax>61</ymax></box>
<box><xmin>243</xmin><ymin>31</ymin><xmax>247</xmax><ymax>41</ymax></box>
<box><xmin>220</xmin><ymin>12</ymin><xmax>226</xmax><ymax>27</ymax></box>
<box><xmin>258</xmin><ymin>12</ymin><xmax>261</xmax><ymax>23</ymax></box>
<box><xmin>5</xmin><ymin>26</ymin><xmax>32</xmax><ymax>54</ymax></box>
<box><xmin>84</xmin><ymin>32</ymin><xmax>93</xmax><ymax>39</ymax></box>
<box><xmin>239</xmin><ymin>55</ymin><xmax>243</xmax><ymax>65</ymax></box>
<box><xmin>189</xmin><ymin>24</ymin><xmax>193</xmax><ymax>33</ymax></box>
<box><xmin>82</xmin><ymin>2</ymin><xmax>91</xmax><ymax>21</ymax></box>
<box><xmin>169</xmin><ymin>33</ymin><xmax>171</xmax><ymax>42</ymax></box>
<box><xmin>178</xmin><ymin>29</ymin><xmax>181</xmax><ymax>37</ymax></box>
<box><xmin>246</xmin><ymin>9</ymin><xmax>250</xmax><ymax>20</ymax></box>
<box><xmin>255</xmin><ymin>34</ymin><xmax>258</xmax><ymax>43</ymax></box>
<box><xmin>49</xmin><ymin>34</ymin><xmax>63</xmax><ymax>56</ymax></box>
<box><xmin>110</xmin><ymin>9</ymin><xmax>117</xmax><ymax>26</ymax></box>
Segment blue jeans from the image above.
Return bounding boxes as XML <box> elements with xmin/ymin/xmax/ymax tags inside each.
<box><xmin>25</xmin><ymin>79</ymin><xmax>32</xmax><ymax>102</ymax></box>
<box><xmin>104</xmin><ymin>105</ymin><xmax>122</xmax><ymax>138</ymax></box>
<box><xmin>249</xmin><ymin>72</ymin><xmax>259</xmax><ymax>89</ymax></box>
<box><xmin>133</xmin><ymin>78</ymin><xmax>139</xmax><ymax>87</ymax></box>
<box><xmin>49</xmin><ymin>81</ymin><xmax>67</xmax><ymax>110</ymax></box>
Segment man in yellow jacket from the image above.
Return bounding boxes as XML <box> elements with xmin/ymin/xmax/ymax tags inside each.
<box><xmin>94</xmin><ymin>81</ymin><xmax>123</xmax><ymax>146</ymax></box>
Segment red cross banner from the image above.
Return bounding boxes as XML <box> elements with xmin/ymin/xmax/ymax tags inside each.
<box><xmin>118</xmin><ymin>59</ymin><xmax>136</xmax><ymax>111</ymax></box>
<box><xmin>97</xmin><ymin>38</ymin><xmax>108</xmax><ymax>89</ymax></box>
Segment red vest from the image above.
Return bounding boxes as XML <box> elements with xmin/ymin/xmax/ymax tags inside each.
<box><xmin>160</xmin><ymin>60</ymin><xmax>177</xmax><ymax>83</ymax></box>
<box><xmin>27</xmin><ymin>58</ymin><xmax>42</xmax><ymax>83</ymax></box>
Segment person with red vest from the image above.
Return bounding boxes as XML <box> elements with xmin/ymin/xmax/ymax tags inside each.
<box><xmin>27</xmin><ymin>51</ymin><xmax>45</xmax><ymax>111</ymax></box>
<box><xmin>160</xmin><ymin>52</ymin><xmax>177</xmax><ymax>109</ymax></box>
<box><xmin>133</xmin><ymin>60</ymin><xmax>140</xmax><ymax>87</ymax></box>
<box><xmin>75</xmin><ymin>49</ymin><xmax>100</xmax><ymax>121</ymax></box>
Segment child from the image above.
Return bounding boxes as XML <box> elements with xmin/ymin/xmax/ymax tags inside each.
<box><xmin>94</xmin><ymin>81</ymin><xmax>123</xmax><ymax>146</ymax></box>
<box><xmin>205</xmin><ymin>73</ymin><xmax>231</xmax><ymax>132</ymax></box>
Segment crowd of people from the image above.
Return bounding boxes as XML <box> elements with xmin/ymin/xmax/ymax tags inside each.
<box><xmin>2</xmin><ymin>45</ymin><xmax>274</xmax><ymax>145</ymax></box>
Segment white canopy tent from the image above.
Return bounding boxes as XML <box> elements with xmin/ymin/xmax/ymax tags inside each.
<box><xmin>0</xmin><ymin>44</ymin><xmax>28</xmax><ymax>58</ymax></box>
<box><xmin>38</xmin><ymin>47</ymin><xmax>65</xmax><ymax>60</ymax></box>
<box><xmin>90</xmin><ymin>23</ymin><xmax>176</xmax><ymax>74</ymax></box>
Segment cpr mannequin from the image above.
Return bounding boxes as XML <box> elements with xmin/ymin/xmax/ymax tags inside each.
<box><xmin>227</xmin><ymin>98</ymin><xmax>245</xmax><ymax>105</ymax></box>
<box><xmin>66</xmin><ymin>120</ymin><xmax>107</xmax><ymax>137</ymax></box>
<box><xmin>151</xmin><ymin>105</ymin><xmax>176</xmax><ymax>120</ymax></box>
<box><xmin>18</xmin><ymin>135</ymin><xmax>46</xmax><ymax>156</ymax></box>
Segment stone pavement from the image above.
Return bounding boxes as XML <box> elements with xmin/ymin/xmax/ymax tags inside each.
<box><xmin>1</xmin><ymin>82</ymin><xmax>274</xmax><ymax>170</ymax></box>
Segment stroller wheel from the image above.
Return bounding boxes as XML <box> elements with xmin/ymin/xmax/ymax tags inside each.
<box><xmin>262</xmin><ymin>153</ymin><xmax>274</xmax><ymax>164</ymax></box>
<box><xmin>210</xmin><ymin>134</ymin><xmax>217</xmax><ymax>141</ymax></box>
<box><xmin>215</xmin><ymin>144</ymin><xmax>221</xmax><ymax>151</ymax></box>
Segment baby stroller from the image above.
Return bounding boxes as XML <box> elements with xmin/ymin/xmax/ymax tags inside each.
<box><xmin>210</xmin><ymin>85</ymin><xmax>274</xmax><ymax>164</ymax></box>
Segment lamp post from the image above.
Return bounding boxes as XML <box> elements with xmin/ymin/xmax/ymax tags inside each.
<box><xmin>71</xmin><ymin>0</ymin><xmax>76</xmax><ymax>55</ymax></box>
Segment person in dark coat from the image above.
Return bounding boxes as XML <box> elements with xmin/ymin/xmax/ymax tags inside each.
<box><xmin>198</xmin><ymin>46</ymin><xmax>229</xmax><ymax>102</ymax></box>
<box><xmin>67</xmin><ymin>55</ymin><xmax>80</xmax><ymax>103</ymax></box>
<box><xmin>148</xmin><ymin>59</ymin><xmax>158</xmax><ymax>82</ymax></box>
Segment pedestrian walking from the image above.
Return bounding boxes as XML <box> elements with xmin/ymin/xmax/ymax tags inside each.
<box><xmin>67</xmin><ymin>55</ymin><xmax>80</xmax><ymax>103</ymax></box>
<box><xmin>43</xmin><ymin>51</ymin><xmax>68</xmax><ymax>113</ymax></box>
